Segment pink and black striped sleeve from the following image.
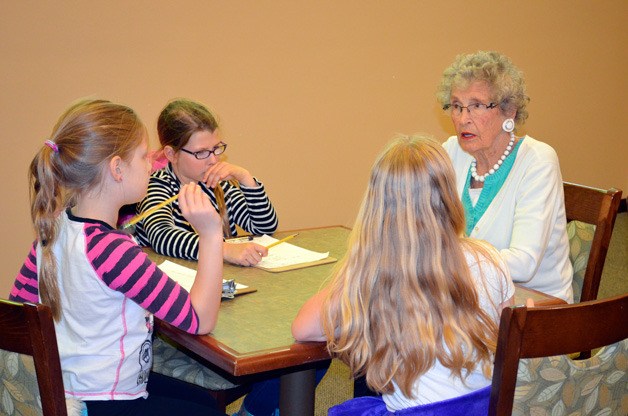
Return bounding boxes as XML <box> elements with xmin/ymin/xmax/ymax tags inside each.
<box><xmin>85</xmin><ymin>225</ymin><xmax>201</xmax><ymax>334</ymax></box>
<box><xmin>9</xmin><ymin>242</ymin><xmax>40</xmax><ymax>303</ymax></box>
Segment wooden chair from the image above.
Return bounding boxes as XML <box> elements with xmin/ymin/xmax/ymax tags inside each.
<box><xmin>0</xmin><ymin>298</ymin><xmax>68</xmax><ymax>416</ymax></box>
<box><xmin>563</xmin><ymin>182</ymin><xmax>621</xmax><ymax>302</ymax></box>
<box><xmin>489</xmin><ymin>293</ymin><xmax>628</xmax><ymax>416</ymax></box>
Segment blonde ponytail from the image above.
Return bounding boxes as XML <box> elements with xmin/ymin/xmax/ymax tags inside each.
<box><xmin>29</xmin><ymin>147</ymin><xmax>64</xmax><ymax>320</ymax></box>
<box><xmin>28</xmin><ymin>99</ymin><xmax>144</xmax><ymax>321</ymax></box>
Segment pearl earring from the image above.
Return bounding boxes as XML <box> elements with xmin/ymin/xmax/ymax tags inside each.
<box><xmin>470</xmin><ymin>118</ymin><xmax>516</xmax><ymax>183</ymax></box>
<box><xmin>502</xmin><ymin>118</ymin><xmax>515</xmax><ymax>133</ymax></box>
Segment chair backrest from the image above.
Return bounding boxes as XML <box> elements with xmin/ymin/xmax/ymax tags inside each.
<box><xmin>489</xmin><ymin>293</ymin><xmax>628</xmax><ymax>416</ymax></box>
<box><xmin>563</xmin><ymin>182</ymin><xmax>621</xmax><ymax>302</ymax></box>
<box><xmin>0</xmin><ymin>298</ymin><xmax>68</xmax><ymax>416</ymax></box>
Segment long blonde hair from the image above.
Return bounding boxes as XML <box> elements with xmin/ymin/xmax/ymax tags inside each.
<box><xmin>29</xmin><ymin>99</ymin><xmax>145</xmax><ymax>320</ymax></box>
<box><xmin>322</xmin><ymin>135</ymin><xmax>504</xmax><ymax>398</ymax></box>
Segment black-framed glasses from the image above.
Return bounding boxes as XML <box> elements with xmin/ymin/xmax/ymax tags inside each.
<box><xmin>443</xmin><ymin>102</ymin><xmax>498</xmax><ymax>117</ymax></box>
<box><xmin>180</xmin><ymin>142</ymin><xmax>227</xmax><ymax>160</ymax></box>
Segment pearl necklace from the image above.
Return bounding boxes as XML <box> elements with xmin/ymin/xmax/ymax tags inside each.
<box><xmin>470</xmin><ymin>133</ymin><xmax>515</xmax><ymax>182</ymax></box>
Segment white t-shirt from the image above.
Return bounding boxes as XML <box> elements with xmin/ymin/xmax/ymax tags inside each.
<box><xmin>382</xmin><ymin>248</ymin><xmax>514</xmax><ymax>411</ymax></box>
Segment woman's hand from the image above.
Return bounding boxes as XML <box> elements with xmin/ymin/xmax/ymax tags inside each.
<box><xmin>178</xmin><ymin>183</ymin><xmax>221</xmax><ymax>236</ymax></box>
<box><xmin>223</xmin><ymin>242</ymin><xmax>268</xmax><ymax>266</ymax></box>
<box><xmin>203</xmin><ymin>161</ymin><xmax>256</xmax><ymax>188</ymax></box>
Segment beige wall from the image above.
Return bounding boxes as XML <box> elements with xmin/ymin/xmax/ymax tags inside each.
<box><xmin>1</xmin><ymin>1</ymin><xmax>626</xmax><ymax>296</ymax></box>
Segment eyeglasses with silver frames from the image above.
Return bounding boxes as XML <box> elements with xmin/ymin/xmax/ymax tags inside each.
<box><xmin>443</xmin><ymin>102</ymin><xmax>498</xmax><ymax>117</ymax></box>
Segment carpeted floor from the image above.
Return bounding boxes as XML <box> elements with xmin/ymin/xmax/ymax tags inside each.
<box><xmin>227</xmin><ymin>212</ymin><xmax>628</xmax><ymax>416</ymax></box>
<box><xmin>225</xmin><ymin>358</ymin><xmax>352</xmax><ymax>415</ymax></box>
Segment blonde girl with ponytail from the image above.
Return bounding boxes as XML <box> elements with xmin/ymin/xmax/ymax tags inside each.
<box><xmin>10</xmin><ymin>99</ymin><xmax>226</xmax><ymax>416</ymax></box>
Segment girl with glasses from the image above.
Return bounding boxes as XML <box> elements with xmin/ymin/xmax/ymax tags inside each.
<box><xmin>134</xmin><ymin>98</ymin><xmax>278</xmax><ymax>267</ymax></box>
<box><xmin>137</xmin><ymin>99</ymin><xmax>291</xmax><ymax>416</ymax></box>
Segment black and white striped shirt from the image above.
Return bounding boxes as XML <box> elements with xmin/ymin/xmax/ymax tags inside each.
<box><xmin>135</xmin><ymin>164</ymin><xmax>278</xmax><ymax>260</ymax></box>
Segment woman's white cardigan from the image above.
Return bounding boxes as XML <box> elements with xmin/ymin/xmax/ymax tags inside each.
<box><xmin>443</xmin><ymin>135</ymin><xmax>573</xmax><ymax>302</ymax></box>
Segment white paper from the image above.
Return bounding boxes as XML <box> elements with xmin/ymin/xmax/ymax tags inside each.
<box><xmin>232</xmin><ymin>234</ymin><xmax>329</xmax><ymax>269</ymax></box>
<box><xmin>157</xmin><ymin>260</ymin><xmax>248</xmax><ymax>292</ymax></box>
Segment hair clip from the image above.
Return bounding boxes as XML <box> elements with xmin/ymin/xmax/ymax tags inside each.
<box><xmin>45</xmin><ymin>139</ymin><xmax>59</xmax><ymax>153</ymax></box>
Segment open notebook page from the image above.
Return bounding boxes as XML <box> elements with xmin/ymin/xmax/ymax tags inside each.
<box><xmin>228</xmin><ymin>234</ymin><xmax>329</xmax><ymax>269</ymax></box>
<box><xmin>157</xmin><ymin>260</ymin><xmax>249</xmax><ymax>295</ymax></box>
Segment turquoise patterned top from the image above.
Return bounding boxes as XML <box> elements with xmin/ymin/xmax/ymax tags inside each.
<box><xmin>462</xmin><ymin>138</ymin><xmax>524</xmax><ymax>236</ymax></box>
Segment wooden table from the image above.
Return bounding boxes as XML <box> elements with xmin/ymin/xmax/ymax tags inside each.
<box><xmin>151</xmin><ymin>226</ymin><xmax>565</xmax><ymax>415</ymax></box>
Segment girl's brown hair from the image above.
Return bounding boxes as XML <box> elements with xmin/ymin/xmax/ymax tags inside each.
<box><xmin>157</xmin><ymin>99</ymin><xmax>233</xmax><ymax>236</ymax></box>
<box><xmin>30</xmin><ymin>99</ymin><xmax>145</xmax><ymax>320</ymax></box>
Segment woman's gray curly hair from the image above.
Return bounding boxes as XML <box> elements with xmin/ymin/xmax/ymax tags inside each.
<box><xmin>437</xmin><ymin>51</ymin><xmax>530</xmax><ymax>126</ymax></box>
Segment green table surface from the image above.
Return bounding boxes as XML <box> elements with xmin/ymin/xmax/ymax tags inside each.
<box><xmin>150</xmin><ymin>225</ymin><xmax>564</xmax><ymax>377</ymax></box>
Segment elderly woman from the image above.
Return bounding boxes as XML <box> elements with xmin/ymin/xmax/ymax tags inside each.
<box><xmin>437</xmin><ymin>51</ymin><xmax>573</xmax><ymax>302</ymax></box>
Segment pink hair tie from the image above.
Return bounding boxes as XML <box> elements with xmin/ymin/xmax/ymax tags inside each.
<box><xmin>45</xmin><ymin>139</ymin><xmax>59</xmax><ymax>153</ymax></box>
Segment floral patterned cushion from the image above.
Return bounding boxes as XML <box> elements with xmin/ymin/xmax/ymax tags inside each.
<box><xmin>0</xmin><ymin>349</ymin><xmax>42</xmax><ymax>415</ymax></box>
<box><xmin>152</xmin><ymin>335</ymin><xmax>238</xmax><ymax>390</ymax></box>
<box><xmin>567</xmin><ymin>220</ymin><xmax>596</xmax><ymax>303</ymax></box>
<box><xmin>0</xmin><ymin>349</ymin><xmax>86</xmax><ymax>416</ymax></box>
<box><xmin>512</xmin><ymin>338</ymin><xmax>628</xmax><ymax>415</ymax></box>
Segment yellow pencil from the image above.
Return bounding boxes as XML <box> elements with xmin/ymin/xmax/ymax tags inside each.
<box><xmin>121</xmin><ymin>195</ymin><xmax>179</xmax><ymax>229</ymax></box>
<box><xmin>265</xmin><ymin>233</ymin><xmax>299</xmax><ymax>249</ymax></box>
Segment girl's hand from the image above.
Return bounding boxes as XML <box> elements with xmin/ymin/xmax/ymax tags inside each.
<box><xmin>178</xmin><ymin>183</ymin><xmax>221</xmax><ymax>236</ymax></box>
<box><xmin>223</xmin><ymin>242</ymin><xmax>268</xmax><ymax>266</ymax></box>
<box><xmin>203</xmin><ymin>161</ymin><xmax>256</xmax><ymax>188</ymax></box>
<box><xmin>181</xmin><ymin>182</ymin><xmax>224</xmax><ymax>334</ymax></box>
